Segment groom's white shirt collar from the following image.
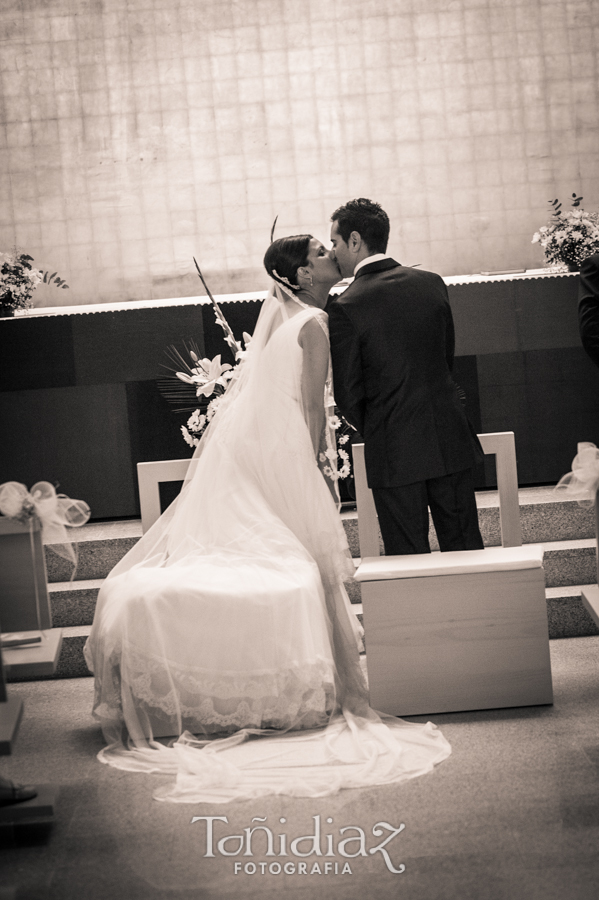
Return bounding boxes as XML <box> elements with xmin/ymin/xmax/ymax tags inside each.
<box><xmin>353</xmin><ymin>253</ymin><xmax>393</xmax><ymax>276</ymax></box>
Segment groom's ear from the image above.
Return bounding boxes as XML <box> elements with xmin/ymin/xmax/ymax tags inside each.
<box><xmin>349</xmin><ymin>231</ymin><xmax>362</xmax><ymax>253</ymax></box>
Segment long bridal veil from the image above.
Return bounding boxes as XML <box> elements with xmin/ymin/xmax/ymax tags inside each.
<box><xmin>84</xmin><ymin>283</ymin><xmax>451</xmax><ymax>803</ymax></box>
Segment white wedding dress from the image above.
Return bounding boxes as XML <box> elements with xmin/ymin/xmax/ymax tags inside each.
<box><xmin>84</xmin><ymin>286</ymin><xmax>451</xmax><ymax>803</ymax></box>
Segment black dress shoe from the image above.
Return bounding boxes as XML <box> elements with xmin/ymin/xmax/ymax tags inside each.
<box><xmin>0</xmin><ymin>777</ymin><xmax>37</xmax><ymax>807</ymax></box>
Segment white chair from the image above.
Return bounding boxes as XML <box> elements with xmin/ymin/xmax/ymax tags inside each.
<box><xmin>137</xmin><ymin>458</ymin><xmax>191</xmax><ymax>533</ymax></box>
<box><xmin>353</xmin><ymin>433</ymin><xmax>553</xmax><ymax>716</ymax></box>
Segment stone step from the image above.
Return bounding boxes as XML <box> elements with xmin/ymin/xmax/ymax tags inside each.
<box><xmin>477</xmin><ymin>486</ymin><xmax>596</xmax><ymax>545</ymax></box>
<box><xmin>44</xmin><ymin>486</ymin><xmax>597</xmax><ymax>582</ymax></box>
<box><xmin>28</xmin><ymin>483</ymin><xmax>599</xmax><ymax>687</ymax></box>
<box><xmin>45</xmin><ymin>520</ymin><xmax>142</xmax><ymax>583</ymax></box>
<box><xmin>43</xmin><ymin>528</ymin><xmax>596</xmax><ymax>627</ymax></box>
<box><xmin>10</xmin><ymin>579</ymin><xmax>599</xmax><ymax>684</ymax></box>
<box><xmin>43</xmin><ymin>537</ymin><xmax>599</xmax><ymax>630</ymax></box>
<box><xmin>546</xmin><ymin>585</ymin><xmax>599</xmax><ymax>638</ymax></box>
<box><xmin>342</xmin><ymin>487</ymin><xmax>596</xmax><ymax>556</ymax></box>
<box><xmin>46</xmin><ymin>538</ymin><xmax>599</xmax><ymax>630</ymax></box>
<box><xmin>542</xmin><ymin>538</ymin><xmax>597</xmax><ymax>588</ymax></box>
<box><xmin>48</xmin><ymin>579</ymin><xmax>103</xmax><ymax>627</ymax></box>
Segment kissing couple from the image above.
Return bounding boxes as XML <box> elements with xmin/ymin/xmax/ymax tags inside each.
<box><xmin>84</xmin><ymin>198</ymin><xmax>483</xmax><ymax>803</ymax></box>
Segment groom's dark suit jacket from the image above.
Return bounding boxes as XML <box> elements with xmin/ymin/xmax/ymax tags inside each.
<box><xmin>328</xmin><ymin>258</ymin><xmax>482</xmax><ymax>490</ymax></box>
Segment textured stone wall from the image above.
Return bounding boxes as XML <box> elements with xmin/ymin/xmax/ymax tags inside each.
<box><xmin>1</xmin><ymin>0</ymin><xmax>598</xmax><ymax>305</ymax></box>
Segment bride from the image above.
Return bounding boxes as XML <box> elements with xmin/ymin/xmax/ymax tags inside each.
<box><xmin>84</xmin><ymin>235</ymin><xmax>451</xmax><ymax>803</ymax></box>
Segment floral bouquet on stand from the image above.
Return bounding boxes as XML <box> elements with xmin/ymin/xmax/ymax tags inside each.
<box><xmin>532</xmin><ymin>194</ymin><xmax>599</xmax><ymax>271</ymax></box>
<box><xmin>158</xmin><ymin>259</ymin><xmax>251</xmax><ymax>448</ymax></box>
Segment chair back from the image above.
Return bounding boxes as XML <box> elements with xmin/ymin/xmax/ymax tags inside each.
<box><xmin>137</xmin><ymin>458</ymin><xmax>191</xmax><ymax>533</ymax></box>
<box><xmin>352</xmin><ymin>431</ymin><xmax>522</xmax><ymax>558</ymax></box>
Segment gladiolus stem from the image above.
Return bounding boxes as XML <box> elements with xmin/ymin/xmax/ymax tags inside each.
<box><xmin>193</xmin><ymin>257</ymin><xmax>239</xmax><ymax>359</ymax></box>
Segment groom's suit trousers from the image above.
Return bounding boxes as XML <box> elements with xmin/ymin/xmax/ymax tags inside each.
<box><xmin>372</xmin><ymin>467</ymin><xmax>484</xmax><ymax>556</ymax></box>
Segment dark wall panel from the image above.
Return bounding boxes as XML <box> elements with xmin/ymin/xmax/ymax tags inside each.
<box><xmin>72</xmin><ymin>306</ymin><xmax>206</xmax><ymax>384</ymax></box>
<box><xmin>449</xmin><ymin>274</ymin><xmax>579</xmax><ymax>356</ymax></box>
<box><xmin>450</xmin><ymin>282</ymin><xmax>520</xmax><ymax>356</ymax></box>
<box><xmin>0</xmin><ymin>384</ymin><xmax>134</xmax><ymax>519</ymax></box>
<box><xmin>0</xmin><ymin>316</ymin><xmax>76</xmax><ymax>392</ymax></box>
<box><xmin>126</xmin><ymin>380</ymin><xmax>193</xmax><ymax>513</ymax></box>
<box><xmin>513</xmin><ymin>276</ymin><xmax>580</xmax><ymax>351</ymax></box>
<box><xmin>478</xmin><ymin>347</ymin><xmax>599</xmax><ymax>484</ymax></box>
<box><xmin>0</xmin><ymin>276</ymin><xmax>594</xmax><ymax>519</ymax></box>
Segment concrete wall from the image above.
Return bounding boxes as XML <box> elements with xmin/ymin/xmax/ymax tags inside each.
<box><xmin>1</xmin><ymin>0</ymin><xmax>598</xmax><ymax>306</ymax></box>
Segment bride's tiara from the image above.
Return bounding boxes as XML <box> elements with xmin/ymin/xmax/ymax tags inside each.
<box><xmin>271</xmin><ymin>269</ymin><xmax>299</xmax><ymax>292</ymax></box>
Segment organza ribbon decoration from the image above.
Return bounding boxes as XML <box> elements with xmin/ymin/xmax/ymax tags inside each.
<box><xmin>0</xmin><ymin>480</ymin><xmax>91</xmax><ymax>565</ymax></box>
<box><xmin>555</xmin><ymin>442</ymin><xmax>599</xmax><ymax>507</ymax></box>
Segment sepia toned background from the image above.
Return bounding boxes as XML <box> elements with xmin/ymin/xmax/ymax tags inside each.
<box><xmin>1</xmin><ymin>0</ymin><xmax>598</xmax><ymax>306</ymax></box>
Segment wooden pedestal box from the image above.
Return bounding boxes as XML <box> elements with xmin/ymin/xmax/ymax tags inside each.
<box><xmin>356</xmin><ymin>546</ymin><xmax>553</xmax><ymax>717</ymax></box>
<box><xmin>0</xmin><ymin>516</ymin><xmax>62</xmax><ymax>678</ymax></box>
<box><xmin>0</xmin><ymin>516</ymin><xmax>52</xmax><ymax>632</ymax></box>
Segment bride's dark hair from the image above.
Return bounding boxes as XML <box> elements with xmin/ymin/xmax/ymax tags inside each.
<box><xmin>263</xmin><ymin>235</ymin><xmax>312</xmax><ymax>291</ymax></box>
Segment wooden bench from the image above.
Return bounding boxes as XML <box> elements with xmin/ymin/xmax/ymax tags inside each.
<box><xmin>353</xmin><ymin>433</ymin><xmax>553</xmax><ymax>716</ymax></box>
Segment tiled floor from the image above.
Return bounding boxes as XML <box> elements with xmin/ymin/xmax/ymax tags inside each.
<box><xmin>2</xmin><ymin>636</ymin><xmax>599</xmax><ymax>900</ymax></box>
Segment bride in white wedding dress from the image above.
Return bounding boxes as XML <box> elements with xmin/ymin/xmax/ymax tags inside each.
<box><xmin>84</xmin><ymin>235</ymin><xmax>451</xmax><ymax>803</ymax></box>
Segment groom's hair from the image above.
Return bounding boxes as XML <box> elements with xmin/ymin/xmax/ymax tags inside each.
<box><xmin>331</xmin><ymin>199</ymin><xmax>389</xmax><ymax>254</ymax></box>
<box><xmin>263</xmin><ymin>235</ymin><xmax>312</xmax><ymax>290</ymax></box>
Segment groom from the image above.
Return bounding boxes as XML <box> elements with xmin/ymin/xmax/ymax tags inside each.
<box><xmin>327</xmin><ymin>198</ymin><xmax>484</xmax><ymax>556</ymax></box>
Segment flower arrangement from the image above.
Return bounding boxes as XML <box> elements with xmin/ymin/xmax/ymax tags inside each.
<box><xmin>0</xmin><ymin>251</ymin><xmax>43</xmax><ymax>311</ymax></box>
<box><xmin>177</xmin><ymin>343</ymin><xmax>250</xmax><ymax>448</ymax></box>
<box><xmin>320</xmin><ymin>415</ymin><xmax>353</xmax><ymax>481</ymax></box>
<box><xmin>0</xmin><ymin>250</ymin><xmax>69</xmax><ymax>314</ymax></box>
<box><xmin>157</xmin><ymin>258</ymin><xmax>252</xmax><ymax>447</ymax></box>
<box><xmin>532</xmin><ymin>194</ymin><xmax>599</xmax><ymax>270</ymax></box>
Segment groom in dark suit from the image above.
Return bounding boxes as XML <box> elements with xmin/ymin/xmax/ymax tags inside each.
<box><xmin>328</xmin><ymin>198</ymin><xmax>484</xmax><ymax>556</ymax></box>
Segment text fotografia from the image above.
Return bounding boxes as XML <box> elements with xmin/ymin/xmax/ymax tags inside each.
<box><xmin>190</xmin><ymin>815</ymin><xmax>406</xmax><ymax>875</ymax></box>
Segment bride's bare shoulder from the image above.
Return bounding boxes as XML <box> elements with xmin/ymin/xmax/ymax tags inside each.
<box><xmin>297</xmin><ymin>309</ymin><xmax>329</xmax><ymax>348</ymax></box>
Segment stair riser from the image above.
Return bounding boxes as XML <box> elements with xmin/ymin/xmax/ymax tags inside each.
<box><xmin>46</xmin><ymin>503</ymin><xmax>598</xmax><ymax>582</ymax></box>
<box><xmin>45</xmin><ymin>539</ymin><xmax>139</xmax><ymax>583</ymax></box>
<box><xmin>543</xmin><ymin>547</ymin><xmax>597</xmax><ymax>587</ymax></box>
<box><xmin>50</xmin><ymin>589</ymin><xmax>99</xmax><ymax>628</ymax></box>
<box><xmin>519</xmin><ymin>503</ymin><xmax>595</xmax><ymax>543</ymax></box>
<box><xmin>45</xmin><ymin>544</ymin><xmax>599</xmax><ymax>634</ymax></box>
<box><xmin>344</xmin><ymin>505</ymin><xmax>597</xmax><ymax>558</ymax></box>
<box><xmin>9</xmin><ymin>598</ymin><xmax>599</xmax><ymax>684</ymax></box>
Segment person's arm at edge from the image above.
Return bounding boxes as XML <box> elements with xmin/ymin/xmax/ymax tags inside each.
<box><xmin>441</xmin><ymin>278</ymin><xmax>456</xmax><ymax>372</ymax></box>
<box><xmin>578</xmin><ymin>254</ymin><xmax>599</xmax><ymax>369</ymax></box>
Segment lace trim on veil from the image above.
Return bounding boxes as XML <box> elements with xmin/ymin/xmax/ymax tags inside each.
<box><xmin>94</xmin><ymin>646</ymin><xmax>337</xmax><ymax>734</ymax></box>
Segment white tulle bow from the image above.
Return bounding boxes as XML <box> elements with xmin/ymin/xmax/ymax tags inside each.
<box><xmin>555</xmin><ymin>442</ymin><xmax>599</xmax><ymax>507</ymax></box>
<box><xmin>0</xmin><ymin>481</ymin><xmax>91</xmax><ymax>565</ymax></box>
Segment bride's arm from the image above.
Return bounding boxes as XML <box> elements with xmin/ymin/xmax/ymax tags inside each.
<box><xmin>298</xmin><ymin>315</ymin><xmax>330</xmax><ymax>457</ymax></box>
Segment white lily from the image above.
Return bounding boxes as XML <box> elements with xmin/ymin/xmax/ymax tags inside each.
<box><xmin>195</xmin><ymin>355</ymin><xmax>233</xmax><ymax>397</ymax></box>
<box><xmin>176</xmin><ymin>354</ymin><xmax>233</xmax><ymax>398</ymax></box>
